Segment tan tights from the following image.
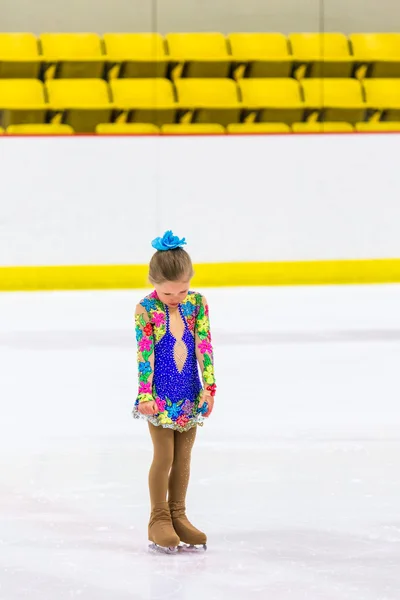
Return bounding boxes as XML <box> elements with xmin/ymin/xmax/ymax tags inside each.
<box><xmin>148</xmin><ymin>422</ymin><xmax>197</xmax><ymax>508</ymax></box>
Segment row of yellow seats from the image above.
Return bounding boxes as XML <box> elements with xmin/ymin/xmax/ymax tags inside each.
<box><xmin>2</xmin><ymin>122</ymin><xmax>400</xmax><ymax>135</ymax></box>
<box><xmin>1</xmin><ymin>78</ymin><xmax>400</xmax><ymax>132</ymax></box>
<box><xmin>0</xmin><ymin>32</ymin><xmax>400</xmax><ymax>80</ymax></box>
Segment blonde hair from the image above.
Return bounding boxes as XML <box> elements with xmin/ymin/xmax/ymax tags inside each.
<box><xmin>149</xmin><ymin>248</ymin><xmax>194</xmax><ymax>285</ymax></box>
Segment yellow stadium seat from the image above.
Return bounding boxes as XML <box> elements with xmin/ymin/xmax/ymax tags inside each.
<box><xmin>40</xmin><ymin>33</ymin><xmax>105</xmax><ymax>79</ymax></box>
<box><xmin>355</xmin><ymin>121</ymin><xmax>400</xmax><ymax>132</ymax></box>
<box><xmin>227</xmin><ymin>123</ymin><xmax>290</xmax><ymax>133</ymax></box>
<box><xmin>166</xmin><ymin>33</ymin><xmax>231</xmax><ymax>79</ymax></box>
<box><xmin>6</xmin><ymin>124</ymin><xmax>74</xmax><ymax>134</ymax></box>
<box><xmin>110</xmin><ymin>78</ymin><xmax>176</xmax><ymax>126</ymax></box>
<box><xmin>96</xmin><ymin>123</ymin><xmax>160</xmax><ymax>134</ymax></box>
<box><xmin>350</xmin><ymin>33</ymin><xmax>400</xmax><ymax>78</ymax></box>
<box><xmin>175</xmin><ymin>78</ymin><xmax>241</xmax><ymax>126</ymax></box>
<box><xmin>46</xmin><ymin>79</ymin><xmax>112</xmax><ymax>133</ymax></box>
<box><xmin>228</xmin><ymin>33</ymin><xmax>292</xmax><ymax>78</ymax></box>
<box><xmin>0</xmin><ymin>33</ymin><xmax>41</xmax><ymax>78</ymax></box>
<box><xmin>363</xmin><ymin>79</ymin><xmax>400</xmax><ymax>121</ymax></box>
<box><xmin>292</xmin><ymin>121</ymin><xmax>354</xmax><ymax>132</ymax></box>
<box><xmin>238</xmin><ymin>78</ymin><xmax>303</xmax><ymax>124</ymax></box>
<box><xmin>0</xmin><ymin>79</ymin><xmax>47</xmax><ymax>128</ymax></box>
<box><xmin>103</xmin><ymin>33</ymin><xmax>168</xmax><ymax>78</ymax></box>
<box><xmin>161</xmin><ymin>123</ymin><xmax>225</xmax><ymax>134</ymax></box>
<box><xmin>301</xmin><ymin>78</ymin><xmax>365</xmax><ymax>123</ymax></box>
<box><xmin>0</xmin><ymin>126</ymin><xmax>4</xmax><ymax>134</ymax></box>
<box><xmin>289</xmin><ymin>33</ymin><xmax>353</xmax><ymax>78</ymax></box>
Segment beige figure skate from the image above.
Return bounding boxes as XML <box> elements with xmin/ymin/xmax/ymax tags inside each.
<box><xmin>148</xmin><ymin>501</ymin><xmax>180</xmax><ymax>554</ymax></box>
<box><xmin>169</xmin><ymin>500</ymin><xmax>207</xmax><ymax>552</ymax></box>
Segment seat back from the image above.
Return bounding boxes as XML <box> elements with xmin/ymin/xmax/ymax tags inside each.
<box><xmin>40</xmin><ymin>33</ymin><xmax>103</xmax><ymax>58</ymax></box>
<box><xmin>103</xmin><ymin>33</ymin><xmax>166</xmax><ymax>60</ymax></box>
<box><xmin>239</xmin><ymin>78</ymin><xmax>301</xmax><ymax>106</ymax></box>
<box><xmin>289</xmin><ymin>33</ymin><xmax>351</xmax><ymax>58</ymax></box>
<box><xmin>302</xmin><ymin>79</ymin><xmax>363</xmax><ymax>106</ymax></box>
<box><xmin>46</xmin><ymin>79</ymin><xmax>111</xmax><ymax>107</ymax></box>
<box><xmin>110</xmin><ymin>79</ymin><xmax>175</xmax><ymax>107</ymax></box>
<box><xmin>166</xmin><ymin>33</ymin><xmax>228</xmax><ymax>59</ymax></box>
<box><xmin>363</xmin><ymin>79</ymin><xmax>400</xmax><ymax>105</ymax></box>
<box><xmin>228</xmin><ymin>33</ymin><xmax>289</xmax><ymax>59</ymax></box>
<box><xmin>0</xmin><ymin>33</ymin><xmax>39</xmax><ymax>58</ymax></box>
<box><xmin>176</xmin><ymin>79</ymin><xmax>239</xmax><ymax>107</ymax></box>
<box><xmin>0</xmin><ymin>79</ymin><xmax>45</xmax><ymax>106</ymax></box>
<box><xmin>350</xmin><ymin>33</ymin><xmax>400</xmax><ymax>60</ymax></box>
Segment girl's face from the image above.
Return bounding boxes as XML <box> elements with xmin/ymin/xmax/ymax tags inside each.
<box><xmin>155</xmin><ymin>279</ymin><xmax>191</xmax><ymax>308</ymax></box>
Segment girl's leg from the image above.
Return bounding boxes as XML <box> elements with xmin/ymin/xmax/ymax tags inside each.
<box><xmin>168</xmin><ymin>426</ymin><xmax>207</xmax><ymax>547</ymax></box>
<box><xmin>168</xmin><ymin>426</ymin><xmax>197</xmax><ymax>503</ymax></box>
<box><xmin>147</xmin><ymin>423</ymin><xmax>180</xmax><ymax>550</ymax></box>
<box><xmin>148</xmin><ymin>422</ymin><xmax>174</xmax><ymax>507</ymax></box>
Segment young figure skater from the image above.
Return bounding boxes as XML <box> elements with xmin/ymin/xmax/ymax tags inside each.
<box><xmin>132</xmin><ymin>230</ymin><xmax>217</xmax><ymax>554</ymax></box>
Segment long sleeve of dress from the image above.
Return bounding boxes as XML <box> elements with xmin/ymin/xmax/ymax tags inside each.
<box><xmin>195</xmin><ymin>295</ymin><xmax>217</xmax><ymax>396</ymax></box>
<box><xmin>135</xmin><ymin>303</ymin><xmax>155</xmax><ymax>403</ymax></box>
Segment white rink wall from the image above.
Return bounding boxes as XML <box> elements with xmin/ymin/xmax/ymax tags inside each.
<box><xmin>0</xmin><ymin>134</ymin><xmax>400</xmax><ymax>267</ymax></box>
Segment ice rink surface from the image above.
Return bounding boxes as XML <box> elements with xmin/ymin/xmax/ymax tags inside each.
<box><xmin>0</xmin><ymin>285</ymin><xmax>400</xmax><ymax>600</ymax></box>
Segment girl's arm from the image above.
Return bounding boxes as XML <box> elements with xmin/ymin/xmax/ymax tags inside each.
<box><xmin>195</xmin><ymin>295</ymin><xmax>217</xmax><ymax>398</ymax></box>
<box><xmin>135</xmin><ymin>303</ymin><xmax>155</xmax><ymax>403</ymax></box>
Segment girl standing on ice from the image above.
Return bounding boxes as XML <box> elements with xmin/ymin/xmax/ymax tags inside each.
<box><xmin>132</xmin><ymin>230</ymin><xmax>217</xmax><ymax>553</ymax></box>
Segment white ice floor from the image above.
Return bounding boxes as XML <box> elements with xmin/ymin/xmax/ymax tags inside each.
<box><xmin>0</xmin><ymin>285</ymin><xmax>400</xmax><ymax>600</ymax></box>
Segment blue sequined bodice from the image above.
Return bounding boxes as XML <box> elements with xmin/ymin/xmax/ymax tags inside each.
<box><xmin>153</xmin><ymin>305</ymin><xmax>202</xmax><ymax>403</ymax></box>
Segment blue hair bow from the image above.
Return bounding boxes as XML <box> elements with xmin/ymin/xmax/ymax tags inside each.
<box><xmin>151</xmin><ymin>230</ymin><xmax>187</xmax><ymax>252</ymax></box>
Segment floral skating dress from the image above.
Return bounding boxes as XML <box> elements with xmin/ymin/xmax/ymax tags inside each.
<box><xmin>133</xmin><ymin>290</ymin><xmax>216</xmax><ymax>432</ymax></box>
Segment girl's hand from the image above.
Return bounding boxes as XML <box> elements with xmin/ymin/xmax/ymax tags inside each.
<box><xmin>138</xmin><ymin>401</ymin><xmax>158</xmax><ymax>416</ymax></box>
<box><xmin>198</xmin><ymin>391</ymin><xmax>215</xmax><ymax>418</ymax></box>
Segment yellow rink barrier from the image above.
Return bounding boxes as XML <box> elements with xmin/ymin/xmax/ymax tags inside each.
<box><xmin>0</xmin><ymin>259</ymin><xmax>400</xmax><ymax>291</ymax></box>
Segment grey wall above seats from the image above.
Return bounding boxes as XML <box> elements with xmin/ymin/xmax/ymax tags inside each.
<box><xmin>1</xmin><ymin>0</ymin><xmax>398</xmax><ymax>33</ymax></box>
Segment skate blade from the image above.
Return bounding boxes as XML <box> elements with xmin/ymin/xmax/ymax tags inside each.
<box><xmin>148</xmin><ymin>542</ymin><xmax>179</xmax><ymax>555</ymax></box>
<box><xmin>178</xmin><ymin>543</ymin><xmax>207</xmax><ymax>553</ymax></box>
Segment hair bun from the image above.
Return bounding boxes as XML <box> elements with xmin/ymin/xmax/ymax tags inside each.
<box><xmin>151</xmin><ymin>230</ymin><xmax>187</xmax><ymax>252</ymax></box>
